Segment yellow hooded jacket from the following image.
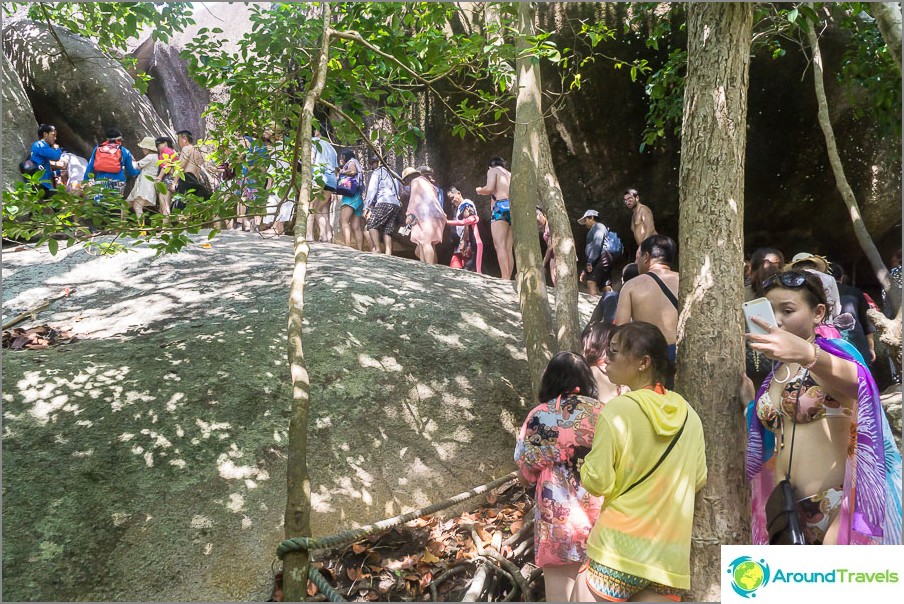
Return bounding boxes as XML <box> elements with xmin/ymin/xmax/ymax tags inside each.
<box><xmin>580</xmin><ymin>388</ymin><xmax>707</xmax><ymax>590</ymax></box>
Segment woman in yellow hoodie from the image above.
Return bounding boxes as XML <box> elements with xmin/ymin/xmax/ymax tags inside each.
<box><xmin>572</xmin><ymin>322</ymin><xmax>707</xmax><ymax>602</ymax></box>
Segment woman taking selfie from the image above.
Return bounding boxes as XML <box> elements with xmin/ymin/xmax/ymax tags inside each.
<box><xmin>745</xmin><ymin>270</ymin><xmax>902</xmax><ymax>545</ymax></box>
<box><xmin>573</xmin><ymin>322</ymin><xmax>707</xmax><ymax>602</ymax></box>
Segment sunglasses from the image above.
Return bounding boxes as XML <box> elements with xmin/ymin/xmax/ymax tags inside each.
<box><xmin>762</xmin><ymin>271</ymin><xmax>821</xmax><ymax>298</ymax></box>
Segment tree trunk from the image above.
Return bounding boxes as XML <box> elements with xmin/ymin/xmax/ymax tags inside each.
<box><xmin>510</xmin><ymin>1</ymin><xmax>556</xmax><ymax>400</ymax></box>
<box><xmin>805</xmin><ymin>10</ymin><xmax>895</xmax><ymax>306</ymax></box>
<box><xmin>537</xmin><ymin>139</ymin><xmax>582</xmax><ymax>353</ymax></box>
<box><xmin>676</xmin><ymin>3</ymin><xmax>753</xmax><ymax>601</ymax></box>
<box><xmin>873</xmin><ymin>2</ymin><xmax>902</xmax><ymax>72</ymax></box>
<box><xmin>283</xmin><ymin>5</ymin><xmax>331</xmax><ymax>601</ymax></box>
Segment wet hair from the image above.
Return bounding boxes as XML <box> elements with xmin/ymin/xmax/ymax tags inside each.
<box><xmin>763</xmin><ymin>270</ymin><xmax>828</xmax><ymax>312</ymax></box>
<box><xmin>624</xmin><ymin>188</ymin><xmax>639</xmax><ymax>197</ymax></box>
<box><xmin>447</xmin><ymin>186</ymin><xmax>461</xmax><ymax>196</ymax></box>
<box><xmin>37</xmin><ymin>124</ymin><xmax>56</xmax><ymax>138</ymax></box>
<box><xmin>609</xmin><ymin>322</ymin><xmax>673</xmax><ymax>385</ymax></box>
<box><xmin>176</xmin><ymin>130</ymin><xmax>194</xmax><ymax>144</ymax></box>
<box><xmin>582</xmin><ymin>322</ymin><xmax>615</xmax><ymax>367</ymax></box>
<box><xmin>750</xmin><ymin>247</ymin><xmax>785</xmax><ymax>296</ymax></box>
<box><xmin>537</xmin><ymin>351</ymin><xmax>598</xmax><ymax>403</ymax></box>
<box><xmin>488</xmin><ymin>156</ymin><xmax>507</xmax><ymax>168</ymax></box>
<box><xmin>105</xmin><ymin>127</ymin><xmax>123</xmax><ymax>140</ymax></box>
<box><xmin>639</xmin><ymin>234</ymin><xmax>677</xmax><ymax>267</ymax></box>
<box><xmin>154</xmin><ymin>136</ymin><xmax>173</xmax><ymax>148</ymax></box>
<box><xmin>622</xmin><ymin>263</ymin><xmax>640</xmax><ymax>283</ymax></box>
<box><xmin>340</xmin><ymin>149</ymin><xmax>356</xmax><ymax>163</ymax></box>
<box><xmin>369</xmin><ymin>156</ymin><xmax>381</xmax><ymax>165</ymax></box>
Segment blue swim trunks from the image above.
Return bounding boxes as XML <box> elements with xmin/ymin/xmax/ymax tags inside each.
<box><xmin>491</xmin><ymin>198</ymin><xmax>511</xmax><ymax>224</ymax></box>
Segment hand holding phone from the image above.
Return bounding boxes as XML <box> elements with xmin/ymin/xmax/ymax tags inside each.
<box><xmin>743</xmin><ymin>297</ymin><xmax>776</xmax><ymax>335</ymax></box>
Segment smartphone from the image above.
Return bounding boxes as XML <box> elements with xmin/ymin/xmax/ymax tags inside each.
<box><xmin>743</xmin><ymin>297</ymin><xmax>777</xmax><ymax>335</ymax></box>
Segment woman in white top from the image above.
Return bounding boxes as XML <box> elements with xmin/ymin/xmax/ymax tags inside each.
<box><xmin>127</xmin><ymin>136</ymin><xmax>161</xmax><ymax>222</ymax></box>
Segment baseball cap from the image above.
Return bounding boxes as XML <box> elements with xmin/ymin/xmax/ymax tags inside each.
<box><xmin>577</xmin><ymin>209</ymin><xmax>599</xmax><ymax>225</ymax></box>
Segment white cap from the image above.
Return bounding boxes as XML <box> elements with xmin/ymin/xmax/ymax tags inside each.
<box><xmin>577</xmin><ymin>209</ymin><xmax>599</xmax><ymax>224</ymax></box>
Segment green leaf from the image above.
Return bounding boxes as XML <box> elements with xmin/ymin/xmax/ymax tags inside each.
<box><xmin>47</xmin><ymin>237</ymin><xmax>59</xmax><ymax>256</ymax></box>
<box><xmin>787</xmin><ymin>8</ymin><xmax>799</xmax><ymax>23</ymax></box>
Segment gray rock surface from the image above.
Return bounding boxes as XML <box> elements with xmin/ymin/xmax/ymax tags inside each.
<box><xmin>2</xmin><ymin>52</ymin><xmax>37</xmax><ymax>190</ymax></box>
<box><xmin>3</xmin><ymin>20</ymin><xmax>174</xmax><ymax>159</ymax></box>
<box><xmin>1</xmin><ymin>233</ymin><xmax>593</xmax><ymax>601</ymax></box>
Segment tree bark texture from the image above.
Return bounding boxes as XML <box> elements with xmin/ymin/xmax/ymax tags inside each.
<box><xmin>805</xmin><ymin>11</ymin><xmax>895</xmax><ymax>306</ymax></box>
<box><xmin>537</xmin><ymin>135</ymin><xmax>582</xmax><ymax>354</ymax></box>
<box><xmin>284</xmin><ymin>5</ymin><xmax>331</xmax><ymax>601</ymax></box>
<box><xmin>676</xmin><ymin>4</ymin><xmax>753</xmax><ymax>602</ymax></box>
<box><xmin>873</xmin><ymin>2</ymin><xmax>902</xmax><ymax>72</ymax></box>
<box><xmin>510</xmin><ymin>1</ymin><xmax>556</xmax><ymax>401</ymax></box>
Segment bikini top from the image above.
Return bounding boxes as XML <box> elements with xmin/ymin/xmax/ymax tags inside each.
<box><xmin>756</xmin><ymin>365</ymin><xmax>853</xmax><ymax>433</ymax></box>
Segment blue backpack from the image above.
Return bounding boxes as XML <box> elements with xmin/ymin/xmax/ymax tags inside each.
<box><xmin>604</xmin><ymin>229</ymin><xmax>624</xmax><ymax>259</ymax></box>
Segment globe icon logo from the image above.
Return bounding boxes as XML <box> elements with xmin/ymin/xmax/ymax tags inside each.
<box><xmin>727</xmin><ymin>556</ymin><xmax>770</xmax><ymax>598</ymax></box>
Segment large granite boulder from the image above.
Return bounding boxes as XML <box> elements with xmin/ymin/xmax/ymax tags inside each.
<box><xmin>1</xmin><ymin>233</ymin><xmax>591</xmax><ymax>601</ymax></box>
<box><xmin>3</xmin><ymin>20</ymin><xmax>174</xmax><ymax>159</ymax></box>
<box><xmin>129</xmin><ymin>2</ymin><xmax>257</xmax><ymax>140</ymax></box>
<box><xmin>2</xmin><ymin>52</ymin><xmax>37</xmax><ymax>190</ymax></box>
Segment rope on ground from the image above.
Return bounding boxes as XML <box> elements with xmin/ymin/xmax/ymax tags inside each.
<box><xmin>277</xmin><ymin>471</ymin><xmax>517</xmax><ymax>559</ymax></box>
<box><xmin>309</xmin><ymin>567</ymin><xmax>346</xmax><ymax>603</ymax></box>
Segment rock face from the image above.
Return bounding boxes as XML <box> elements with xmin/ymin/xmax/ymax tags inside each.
<box><xmin>3</xmin><ymin>20</ymin><xmax>174</xmax><ymax>159</ymax></box>
<box><xmin>1</xmin><ymin>233</ymin><xmax>593</xmax><ymax>601</ymax></box>
<box><xmin>2</xmin><ymin>52</ymin><xmax>37</xmax><ymax>190</ymax></box>
<box><xmin>132</xmin><ymin>38</ymin><xmax>209</xmax><ymax>139</ymax></box>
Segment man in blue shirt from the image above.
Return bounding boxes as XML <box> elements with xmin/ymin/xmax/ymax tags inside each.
<box><xmin>84</xmin><ymin>128</ymin><xmax>141</xmax><ymax>196</ymax></box>
<box><xmin>29</xmin><ymin>123</ymin><xmax>65</xmax><ymax>197</ymax></box>
<box><xmin>578</xmin><ymin>209</ymin><xmax>612</xmax><ymax>296</ymax></box>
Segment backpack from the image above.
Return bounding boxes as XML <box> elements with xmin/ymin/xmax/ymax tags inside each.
<box><xmin>93</xmin><ymin>141</ymin><xmax>123</xmax><ymax>173</ymax></box>
<box><xmin>19</xmin><ymin>154</ymin><xmax>41</xmax><ymax>176</ymax></box>
<box><xmin>604</xmin><ymin>229</ymin><xmax>624</xmax><ymax>259</ymax></box>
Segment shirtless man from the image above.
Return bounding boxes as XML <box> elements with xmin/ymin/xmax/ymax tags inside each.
<box><xmin>614</xmin><ymin>234</ymin><xmax>679</xmax><ymax>366</ymax></box>
<box><xmin>623</xmin><ymin>188</ymin><xmax>657</xmax><ymax>251</ymax></box>
<box><xmin>476</xmin><ymin>157</ymin><xmax>513</xmax><ymax>280</ymax></box>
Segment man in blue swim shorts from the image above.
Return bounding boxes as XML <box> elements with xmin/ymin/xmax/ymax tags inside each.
<box><xmin>476</xmin><ymin>156</ymin><xmax>514</xmax><ymax>280</ymax></box>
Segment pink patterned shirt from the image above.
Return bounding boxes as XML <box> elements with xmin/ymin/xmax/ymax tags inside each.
<box><xmin>514</xmin><ymin>394</ymin><xmax>604</xmax><ymax>567</ymax></box>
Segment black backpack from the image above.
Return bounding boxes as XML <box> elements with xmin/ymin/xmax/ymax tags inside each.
<box><xmin>19</xmin><ymin>154</ymin><xmax>41</xmax><ymax>176</ymax></box>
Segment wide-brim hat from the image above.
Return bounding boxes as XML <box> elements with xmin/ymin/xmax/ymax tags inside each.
<box><xmin>577</xmin><ymin>209</ymin><xmax>599</xmax><ymax>225</ymax></box>
<box><xmin>786</xmin><ymin>252</ymin><xmax>829</xmax><ymax>274</ymax></box>
<box><xmin>138</xmin><ymin>136</ymin><xmax>158</xmax><ymax>151</ymax></box>
<box><xmin>401</xmin><ymin>167</ymin><xmax>421</xmax><ymax>182</ymax></box>
<box><xmin>416</xmin><ymin>165</ymin><xmax>433</xmax><ymax>176</ymax></box>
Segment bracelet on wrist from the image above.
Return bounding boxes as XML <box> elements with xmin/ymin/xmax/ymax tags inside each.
<box><xmin>802</xmin><ymin>342</ymin><xmax>820</xmax><ymax>370</ymax></box>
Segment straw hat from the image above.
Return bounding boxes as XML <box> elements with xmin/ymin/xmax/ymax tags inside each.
<box><xmin>401</xmin><ymin>167</ymin><xmax>421</xmax><ymax>182</ymax></box>
<box><xmin>786</xmin><ymin>252</ymin><xmax>830</xmax><ymax>274</ymax></box>
<box><xmin>138</xmin><ymin>136</ymin><xmax>158</xmax><ymax>151</ymax></box>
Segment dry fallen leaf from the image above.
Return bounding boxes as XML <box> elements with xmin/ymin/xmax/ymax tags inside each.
<box><xmin>509</xmin><ymin>520</ymin><xmax>524</xmax><ymax>534</ymax></box>
<box><xmin>352</xmin><ymin>543</ymin><xmax>368</xmax><ymax>554</ymax></box>
<box><xmin>306</xmin><ymin>581</ymin><xmax>318</xmax><ymax>597</ymax></box>
<box><xmin>485</xmin><ymin>490</ymin><xmax>498</xmax><ymax>505</ymax></box>
<box><xmin>419</xmin><ymin>572</ymin><xmax>433</xmax><ymax>591</ymax></box>
<box><xmin>420</xmin><ymin>549</ymin><xmax>441</xmax><ymax>565</ymax></box>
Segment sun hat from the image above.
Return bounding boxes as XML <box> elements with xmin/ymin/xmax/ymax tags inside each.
<box><xmin>401</xmin><ymin>167</ymin><xmax>421</xmax><ymax>182</ymax></box>
<box><xmin>577</xmin><ymin>209</ymin><xmax>599</xmax><ymax>225</ymax></box>
<box><xmin>138</xmin><ymin>136</ymin><xmax>158</xmax><ymax>151</ymax></box>
<box><xmin>786</xmin><ymin>252</ymin><xmax>829</xmax><ymax>274</ymax></box>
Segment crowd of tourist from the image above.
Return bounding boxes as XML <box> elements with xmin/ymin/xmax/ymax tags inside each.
<box><xmin>23</xmin><ymin>122</ymin><xmax>903</xmax><ymax>601</ymax></box>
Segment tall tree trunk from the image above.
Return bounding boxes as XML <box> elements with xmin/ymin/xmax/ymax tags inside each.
<box><xmin>284</xmin><ymin>5</ymin><xmax>331</xmax><ymax>601</ymax></box>
<box><xmin>537</xmin><ymin>137</ymin><xmax>582</xmax><ymax>353</ymax></box>
<box><xmin>676</xmin><ymin>3</ymin><xmax>753</xmax><ymax>601</ymax></box>
<box><xmin>510</xmin><ymin>1</ymin><xmax>555</xmax><ymax>400</ymax></box>
<box><xmin>873</xmin><ymin>2</ymin><xmax>902</xmax><ymax>72</ymax></box>
<box><xmin>805</xmin><ymin>10</ymin><xmax>895</xmax><ymax>307</ymax></box>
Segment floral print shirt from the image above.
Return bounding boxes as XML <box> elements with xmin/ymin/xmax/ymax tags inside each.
<box><xmin>514</xmin><ymin>394</ymin><xmax>604</xmax><ymax>567</ymax></box>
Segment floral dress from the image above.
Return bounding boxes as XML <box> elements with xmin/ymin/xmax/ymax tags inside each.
<box><xmin>514</xmin><ymin>394</ymin><xmax>604</xmax><ymax>567</ymax></box>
